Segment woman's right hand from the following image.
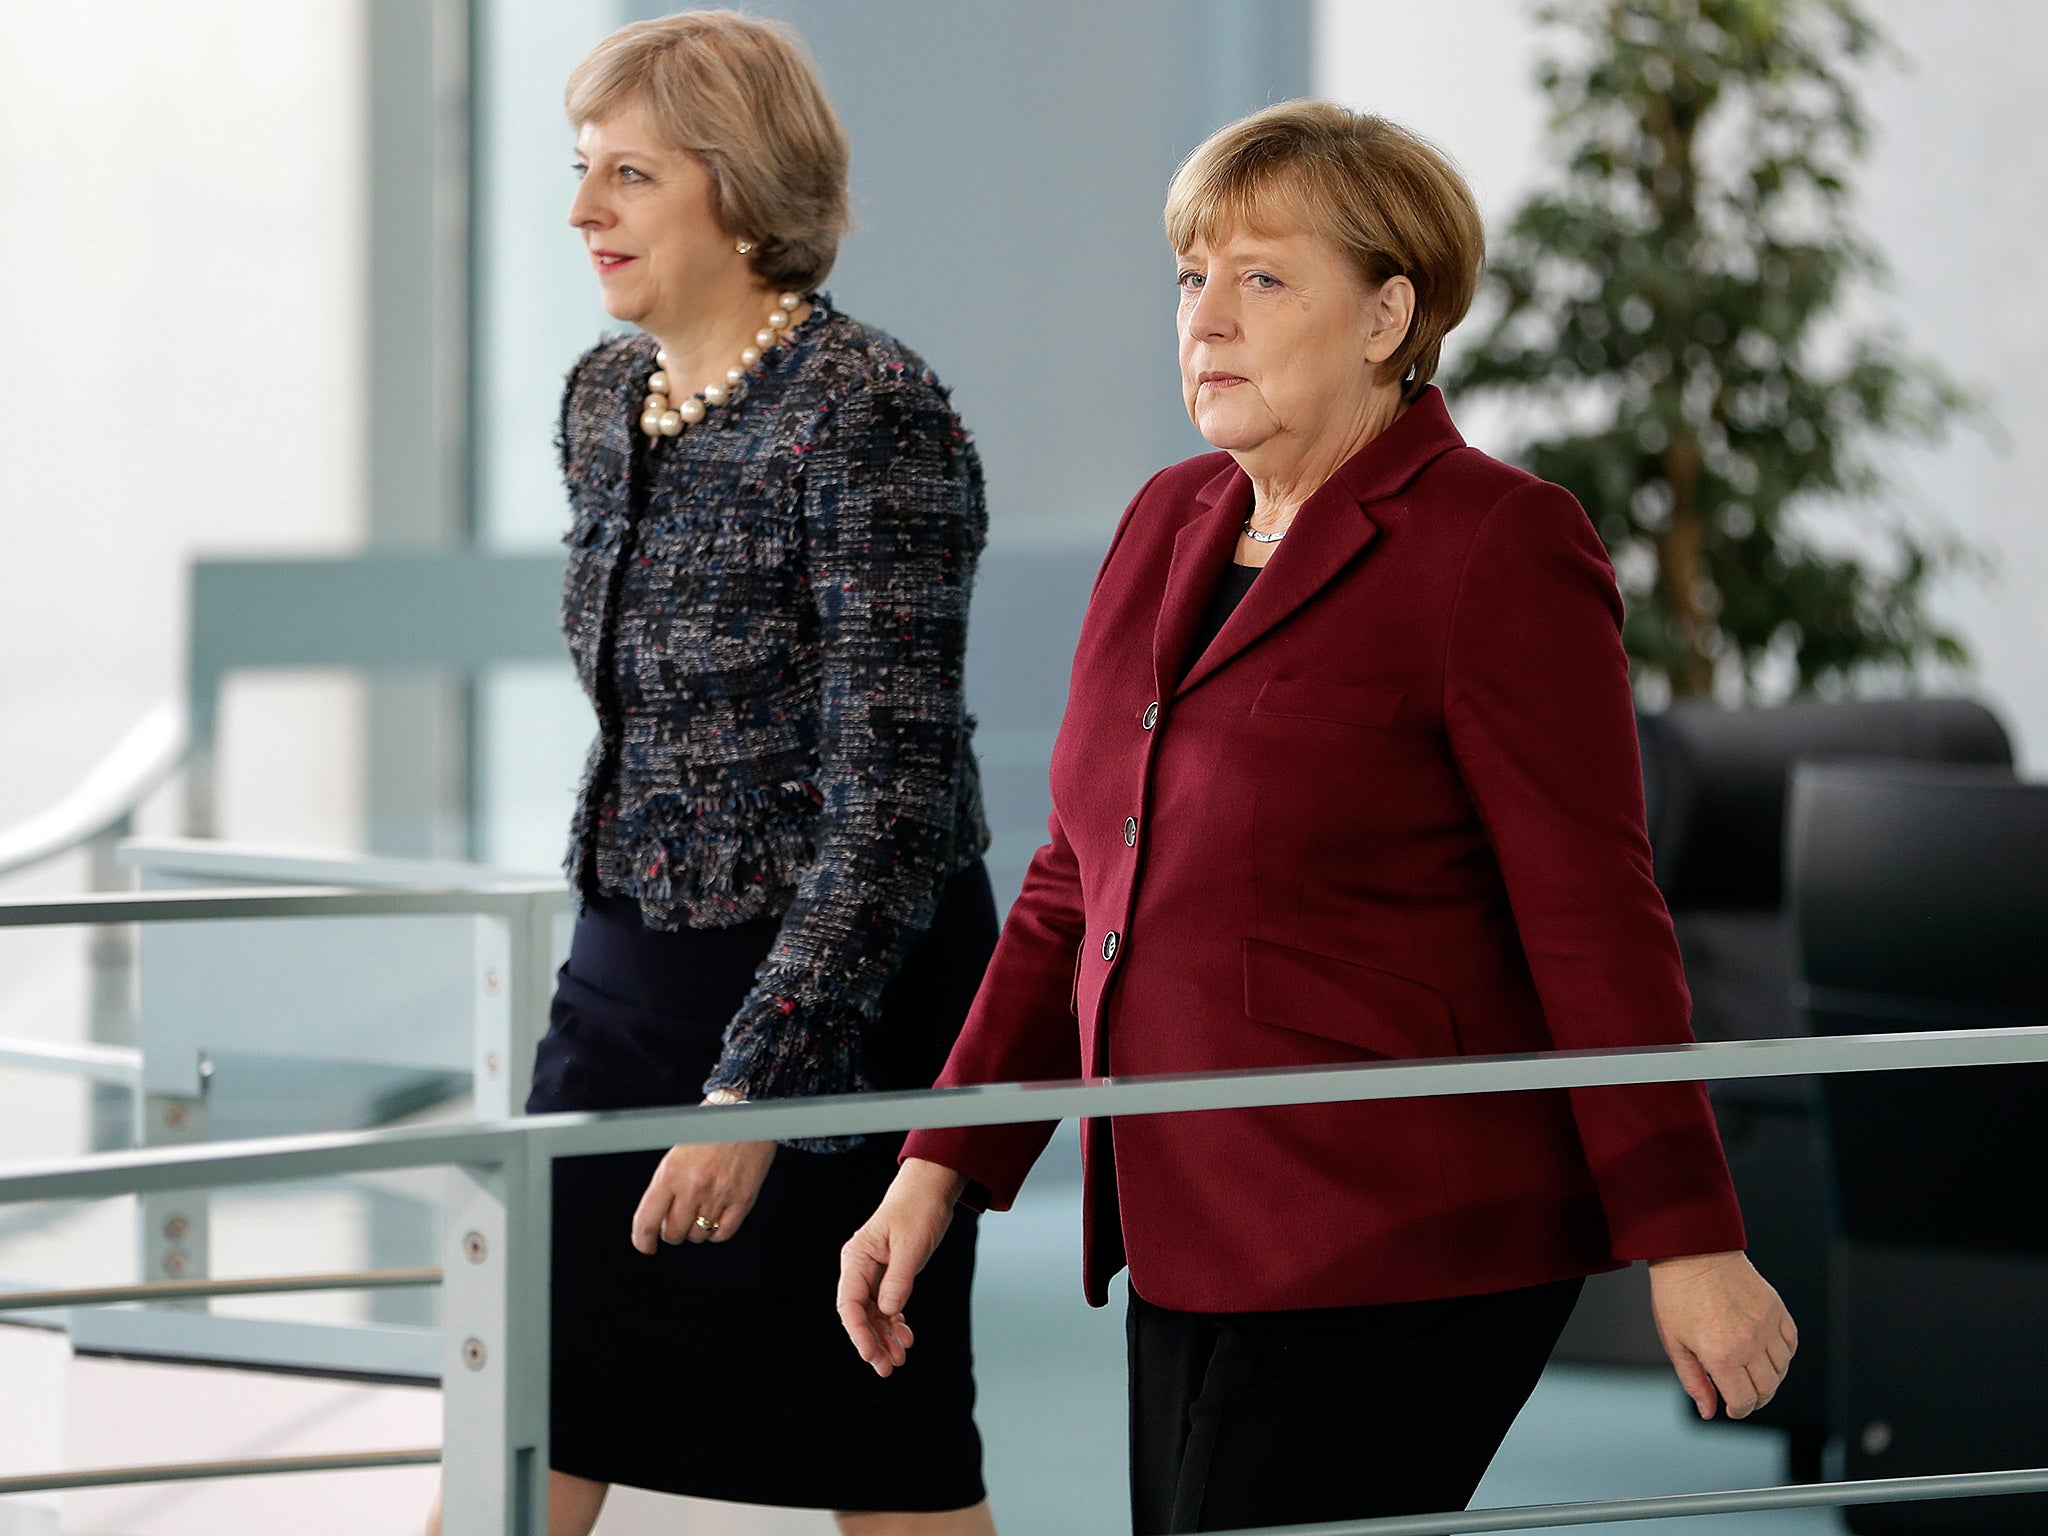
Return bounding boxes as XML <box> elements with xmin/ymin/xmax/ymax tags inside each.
<box><xmin>837</xmin><ymin>1157</ymin><xmax>969</xmax><ymax>1376</ymax></box>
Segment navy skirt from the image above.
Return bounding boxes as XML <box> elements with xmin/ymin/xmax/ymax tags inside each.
<box><xmin>526</xmin><ymin>861</ymin><xmax>997</xmax><ymax>1512</ymax></box>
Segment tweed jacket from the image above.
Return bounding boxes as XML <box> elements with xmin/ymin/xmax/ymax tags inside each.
<box><xmin>557</xmin><ymin>296</ymin><xmax>991</xmax><ymax>1105</ymax></box>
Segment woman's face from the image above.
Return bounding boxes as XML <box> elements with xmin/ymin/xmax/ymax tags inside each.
<box><xmin>1176</xmin><ymin>223</ymin><xmax>1410</xmax><ymax>465</ymax></box>
<box><xmin>569</xmin><ymin>100</ymin><xmax>743</xmax><ymax>335</ymax></box>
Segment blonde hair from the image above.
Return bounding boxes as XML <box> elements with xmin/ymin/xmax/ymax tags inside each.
<box><xmin>566</xmin><ymin>9</ymin><xmax>851</xmax><ymax>291</ymax></box>
<box><xmin>1165</xmin><ymin>101</ymin><xmax>1484</xmax><ymax>400</ymax></box>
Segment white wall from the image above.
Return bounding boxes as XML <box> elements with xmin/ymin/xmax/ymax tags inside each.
<box><xmin>0</xmin><ymin>0</ymin><xmax>371</xmax><ymax>858</ymax></box>
<box><xmin>0</xmin><ymin>1</ymin><xmax>368</xmax><ymax>1157</ymax></box>
<box><xmin>1316</xmin><ymin>0</ymin><xmax>2048</xmax><ymax>771</ymax></box>
<box><xmin>1857</xmin><ymin>0</ymin><xmax>2048</xmax><ymax>772</ymax></box>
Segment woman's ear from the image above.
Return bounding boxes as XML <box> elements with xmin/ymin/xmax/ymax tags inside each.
<box><xmin>1364</xmin><ymin>275</ymin><xmax>1416</xmax><ymax>365</ymax></box>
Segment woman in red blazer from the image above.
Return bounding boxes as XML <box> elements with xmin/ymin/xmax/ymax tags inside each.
<box><xmin>841</xmin><ymin>102</ymin><xmax>1797</xmax><ymax>1533</ymax></box>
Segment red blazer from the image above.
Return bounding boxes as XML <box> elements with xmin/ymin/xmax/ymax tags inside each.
<box><xmin>903</xmin><ymin>388</ymin><xmax>1745</xmax><ymax>1312</ymax></box>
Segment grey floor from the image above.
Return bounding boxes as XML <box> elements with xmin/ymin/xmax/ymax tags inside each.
<box><xmin>970</xmin><ymin>1133</ymin><xmax>1838</xmax><ymax>1536</ymax></box>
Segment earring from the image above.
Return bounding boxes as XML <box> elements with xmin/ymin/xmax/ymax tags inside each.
<box><xmin>735</xmin><ymin>239</ymin><xmax>754</xmax><ymax>255</ymax></box>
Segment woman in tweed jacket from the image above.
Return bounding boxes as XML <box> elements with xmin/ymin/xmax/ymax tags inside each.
<box><xmin>428</xmin><ymin>13</ymin><xmax>1001</xmax><ymax>1536</ymax></box>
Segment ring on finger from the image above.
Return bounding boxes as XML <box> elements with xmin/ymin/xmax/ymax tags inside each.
<box><xmin>693</xmin><ymin>1214</ymin><xmax>719</xmax><ymax>1234</ymax></box>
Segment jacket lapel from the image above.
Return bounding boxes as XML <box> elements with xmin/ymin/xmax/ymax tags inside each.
<box><xmin>1177</xmin><ymin>489</ymin><xmax>1378</xmax><ymax>697</ymax></box>
<box><xmin>1173</xmin><ymin>387</ymin><xmax>1468</xmax><ymax>697</ymax></box>
<box><xmin>1152</xmin><ymin>460</ymin><xmax>1252</xmax><ymax>695</ymax></box>
<box><xmin>610</xmin><ymin>338</ymin><xmax>656</xmax><ymax>499</ymax></box>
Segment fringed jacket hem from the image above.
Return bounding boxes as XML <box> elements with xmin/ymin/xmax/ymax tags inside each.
<box><xmin>557</xmin><ymin>297</ymin><xmax>991</xmax><ymax>1116</ymax></box>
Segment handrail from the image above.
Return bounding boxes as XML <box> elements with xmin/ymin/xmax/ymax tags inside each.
<box><xmin>0</xmin><ymin>1038</ymin><xmax>142</xmax><ymax>1086</ymax></box>
<box><xmin>8</xmin><ymin>1022</ymin><xmax>2048</xmax><ymax>1530</ymax></box>
<box><xmin>0</xmin><ymin>701</ymin><xmax>187</xmax><ymax>876</ymax></box>
<box><xmin>3</xmin><ymin>1024</ymin><xmax>2046</xmax><ymax>1206</ymax></box>
<box><xmin>0</xmin><ymin>1265</ymin><xmax>442</xmax><ymax>1313</ymax></box>
<box><xmin>0</xmin><ymin>884</ymin><xmax>568</xmax><ymax>930</ymax></box>
<box><xmin>117</xmin><ymin>835</ymin><xmax>554</xmax><ymax>891</ymax></box>
<box><xmin>0</xmin><ymin>1448</ymin><xmax>440</xmax><ymax>1498</ymax></box>
<box><xmin>0</xmin><ymin>1266</ymin><xmax>448</xmax><ymax>1498</ymax></box>
<box><xmin>1238</xmin><ymin>1467</ymin><xmax>2048</xmax><ymax>1535</ymax></box>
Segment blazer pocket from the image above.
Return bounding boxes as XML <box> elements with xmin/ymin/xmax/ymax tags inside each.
<box><xmin>1251</xmin><ymin>678</ymin><xmax>1403</xmax><ymax>728</ymax></box>
<box><xmin>1242</xmin><ymin>938</ymin><xmax>1455</xmax><ymax>1060</ymax></box>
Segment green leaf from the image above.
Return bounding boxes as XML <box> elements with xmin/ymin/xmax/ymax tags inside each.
<box><xmin>1445</xmin><ymin>0</ymin><xmax>1978</xmax><ymax>699</ymax></box>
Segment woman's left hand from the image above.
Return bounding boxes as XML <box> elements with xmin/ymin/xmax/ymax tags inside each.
<box><xmin>629</xmin><ymin>1124</ymin><xmax>777</xmax><ymax>1253</ymax></box>
<box><xmin>1648</xmin><ymin>1250</ymin><xmax>1798</xmax><ymax>1420</ymax></box>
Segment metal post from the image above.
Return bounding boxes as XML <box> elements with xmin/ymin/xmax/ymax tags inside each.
<box><xmin>507</xmin><ymin>894</ymin><xmax>554</xmax><ymax>1115</ymax></box>
<box><xmin>86</xmin><ymin>817</ymin><xmax>139</xmax><ymax>1151</ymax></box>
<box><xmin>181</xmin><ymin>732</ymin><xmax>217</xmax><ymax>841</ymax></box>
<box><xmin>471</xmin><ymin>896</ymin><xmax>552</xmax><ymax>1120</ymax></box>
<box><xmin>471</xmin><ymin>913</ymin><xmax>514</xmax><ymax>1121</ymax></box>
<box><xmin>440</xmin><ymin>1140</ymin><xmax>548</xmax><ymax>1535</ymax></box>
<box><xmin>137</xmin><ymin>1083</ymin><xmax>210</xmax><ymax>1296</ymax></box>
<box><xmin>364</xmin><ymin>0</ymin><xmax>478</xmax><ymax>862</ymax></box>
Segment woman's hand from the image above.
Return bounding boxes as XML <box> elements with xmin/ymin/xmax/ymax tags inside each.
<box><xmin>837</xmin><ymin>1157</ymin><xmax>968</xmax><ymax>1376</ymax></box>
<box><xmin>629</xmin><ymin>1120</ymin><xmax>777</xmax><ymax>1253</ymax></box>
<box><xmin>1648</xmin><ymin>1250</ymin><xmax>1798</xmax><ymax>1420</ymax></box>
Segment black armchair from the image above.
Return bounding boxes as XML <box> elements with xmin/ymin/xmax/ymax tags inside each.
<box><xmin>1791</xmin><ymin>761</ymin><xmax>2048</xmax><ymax>1534</ymax></box>
<box><xmin>1552</xmin><ymin>698</ymin><xmax>2011</xmax><ymax>1486</ymax></box>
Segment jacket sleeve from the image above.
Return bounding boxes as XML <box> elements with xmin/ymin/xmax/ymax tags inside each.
<box><xmin>554</xmin><ymin>354</ymin><xmax>585</xmax><ymax>480</ymax></box>
<box><xmin>554</xmin><ymin>344</ymin><xmax>608</xmax><ymax>487</ymax></box>
<box><xmin>899</xmin><ymin>807</ymin><xmax>1088</xmax><ymax>1206</ymax></box>
<box><xmin>1444</xmin><ymin>480</ymin><xmax>1747</xmax><ymax>1262</ymax></box>
<box><xmin>699</xmin><ymin>370</ymin><xmax>985</xmax><ymax>1131</ymax></box>
<box><xmin>898</xmin><ymin>466</ymin><xmax>1165</xmax><ymax>1200</ymax></box>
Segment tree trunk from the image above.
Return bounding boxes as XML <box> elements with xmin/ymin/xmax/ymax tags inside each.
<box><xmin>1631</xmin><ymin>0</ymin><xmax>1713</xmax><ymax>695</ymax></box>
<box><xmin>1660</xmin><ymin>432</ymin><xmax>1715</xmax><ymax>696</ymax></box>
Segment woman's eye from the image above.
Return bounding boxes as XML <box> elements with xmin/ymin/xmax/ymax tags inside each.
<box><xmin>1176</xmin><ymin>271</ymin><xmax>1203</xmax><ymax>291</ymax></box>
<box><xmin>571</xmin><ymin>162</ymin><xmax>588</xmax><ymax>180</ymax></box>
<box><xmin>618</xmin><ymin>165</ymin><xmax>645</xmax><ymax>182</ymax></box>
<box><xmin>1249</xmin><ymin>272</ymin><xmax>1280</xmax><ymax>290</ymax></box>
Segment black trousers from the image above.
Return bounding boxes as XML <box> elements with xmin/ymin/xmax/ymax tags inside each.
<box><xmin>1127</xmin><ymin>1276</ymin><xmax>1585</xmax><ymax>1534</ymax></box>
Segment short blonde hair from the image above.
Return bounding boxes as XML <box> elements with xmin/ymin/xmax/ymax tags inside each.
<box><xmin>566</xmin><ymin>9</ymin><xmax>851</xmax><ymax>292</ymax></box>
<box><xmin>1166</xmin><ymin>101</ymin><xmax>1484</xmax><ymax>400</ymax></box>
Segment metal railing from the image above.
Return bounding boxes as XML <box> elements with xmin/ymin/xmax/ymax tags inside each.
<box><xmin>0</xmin><ymin>878</ymin><xmax>567</xmax><ymax>1381</ymax></box>
<box><xmin>0</xmin><ymin>883</ymin><xmax>569</xmax><ymax>1123</ymax></box>
<box><xmin>0</xmin><ymin>1263</ymin><xmax>445</xmax><ymax>1499</ymax></box>
<box><xmin>0</xmin><ymin>1448</ymin><xmax>443</xmax><ymax>1499</ymax></box>
<box><xmin>0</xmin><ymin>1036</ymin><xmax>140</xmax><ymax>1087</ymax></box>
<box><xmin>7</xmin><ymin>1022</ymin><xmax>2048</xmax><ymax>1532</ymax></box>
<box><xmin>0</xmin><ymin>1265</ymin><xmax>441</xmax><ymax>1314</ymax></box>
<box><xmin>0</xmin><ymin>703</ymin><xmax>186</xmax><ymax>879</ymax></box>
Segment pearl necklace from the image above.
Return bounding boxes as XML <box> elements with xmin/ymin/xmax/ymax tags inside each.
<box><xmin>641</xmin><ymin>290</ymin><xmax>805</xmax><ymax>439</ymax></box>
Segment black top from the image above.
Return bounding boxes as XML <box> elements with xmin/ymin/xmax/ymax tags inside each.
<box><xmin>1189</xmin><ymin>559</ymin><xmax>1263</xmax><ymax>665</ymax></box>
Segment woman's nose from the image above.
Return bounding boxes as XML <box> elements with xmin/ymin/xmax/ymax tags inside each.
<box><xmin>1186</xmin><ymin>280</ymin><xmax>1235</xmax><ymax>341</ymax></box>
<box><xmin>568</xmin><ymin>178</ymin><xmax>608</xmax><ymax>231</ymax></box>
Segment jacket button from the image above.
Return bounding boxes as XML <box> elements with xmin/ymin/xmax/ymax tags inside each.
<box><xmin>1123</xmin><ymin>816</ymin><xmax>1138</xmax><ymax>846</ymax></box>
<box><xmin>1101</xmin><ymin>931</ymin><xmax>1120</xmax><ymax>961</ymax></box>
<box><xmin>1141</xmin><ymin>701</ymin><xmax>1160</xmax><ymax>730</ymax></box>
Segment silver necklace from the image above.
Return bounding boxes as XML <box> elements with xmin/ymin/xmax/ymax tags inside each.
<box><xmin>1241</xmin><ymin>520</ymin><xmax>1286</xmax><ymax>543</ymax></box>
